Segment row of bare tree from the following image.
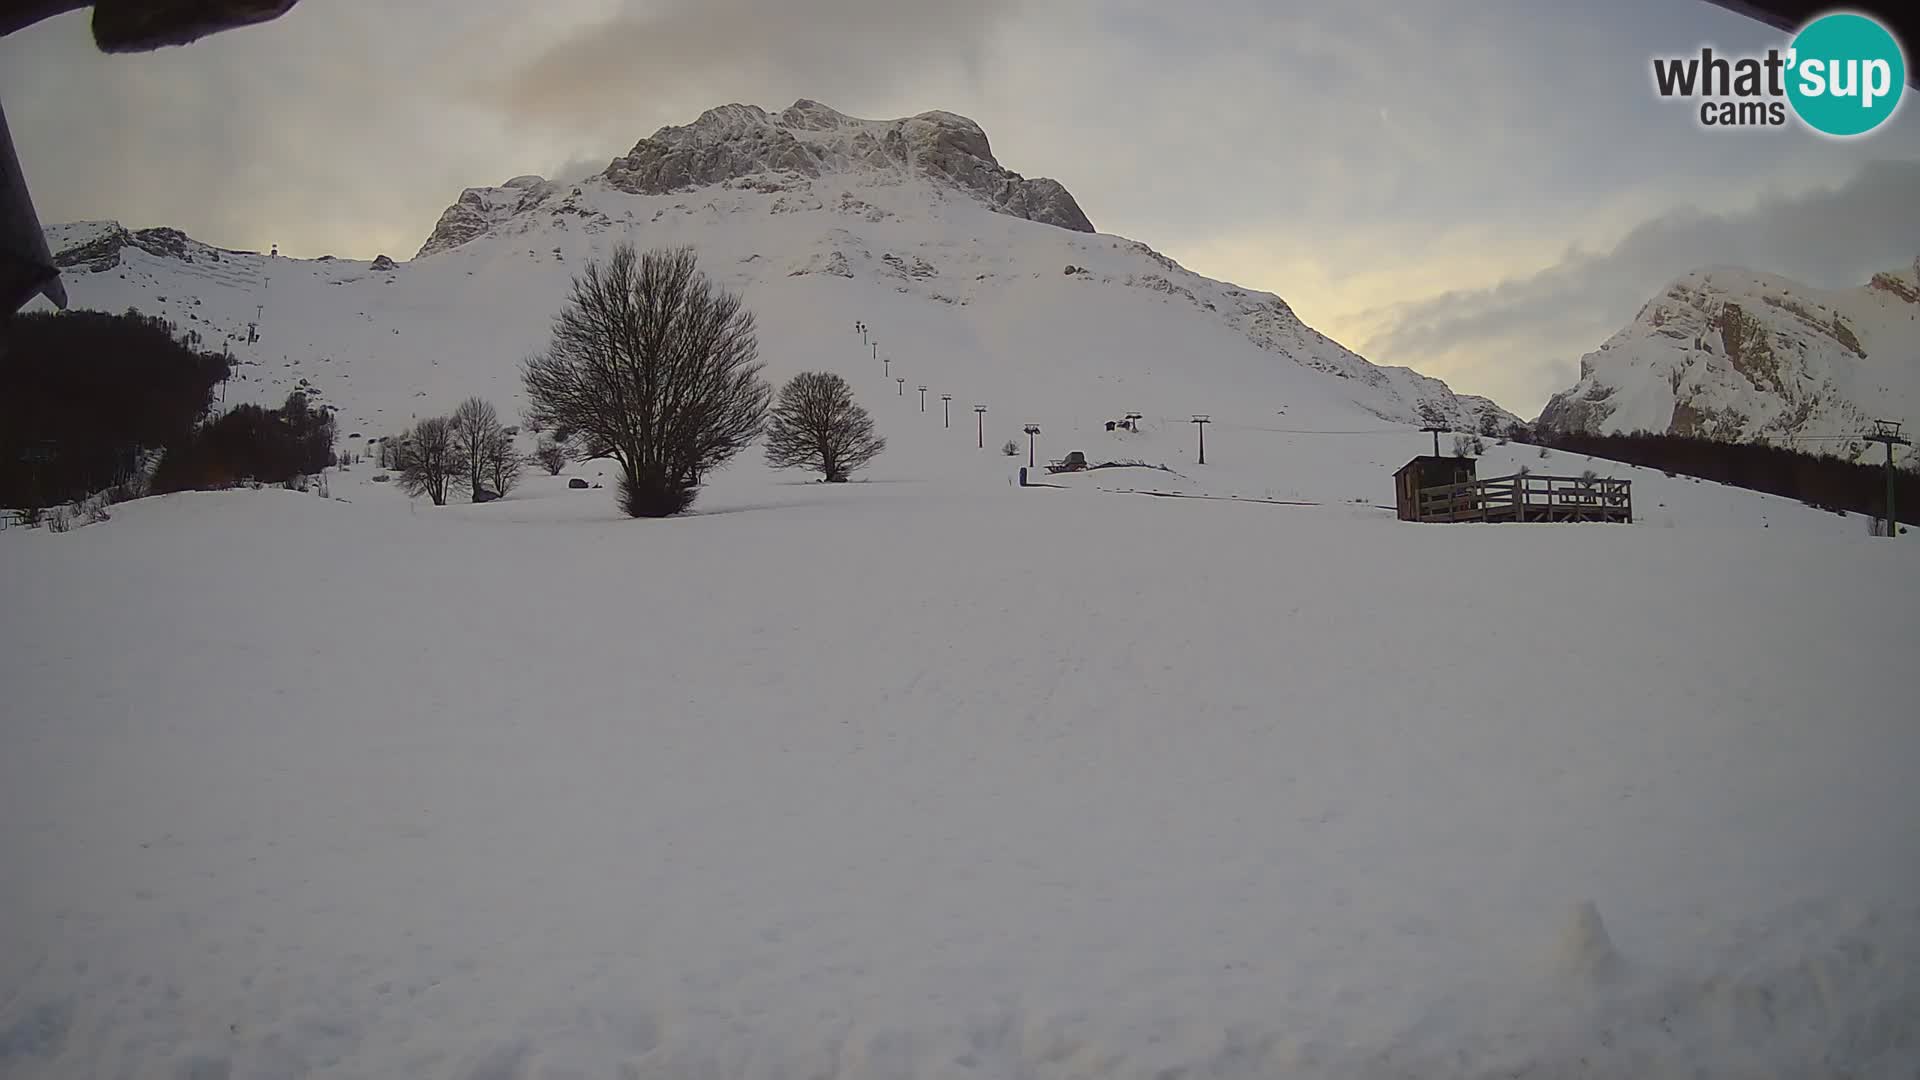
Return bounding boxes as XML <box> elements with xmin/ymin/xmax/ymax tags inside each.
<box><xmin>389</xmin><ymin>397</ymin><xmax>522</xmax><ymax>505</ymax></box>
<box><xmin>390</xmin><ymin>244</ymin><xmax>886</xmax><ymax>515</ymax></box>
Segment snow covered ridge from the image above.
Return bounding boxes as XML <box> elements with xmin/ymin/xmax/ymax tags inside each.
<box><xmin>42</xmin><ymin>207</ymin><xmax>1518</xmax><ymax>435</ymax></box>
<box><xmin>46</xmin><ymin>220</ymin><xmax>252</xmax><ymax>273</ymax></box>
<box><xmin>1539</xmin><ymin>263</ymin><xmax>1920</xmax><ymax>454</ymax></box>
<box><xmin>39</xmin><ymin>95</ymin><xmax>1520</xmax><ymax>436</ymax></box>
<box><xmin>416</xmin><ymin>100</ymin><xmax>1092</xmax><ymax>259</ymax></box>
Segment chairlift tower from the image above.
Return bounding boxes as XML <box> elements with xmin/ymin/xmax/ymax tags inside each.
<box><xmin>1865</xmin><ymin>419</ymin><xmax>1910</xmax><ymax>539</ymax></box>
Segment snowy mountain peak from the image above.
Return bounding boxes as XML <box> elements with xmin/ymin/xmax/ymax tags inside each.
<box><xmin>47</xmin><ymin>220</ymin><xmax>249</xmax><ymax>273</ymax></box>
<box><xmin>1539</xmin><ymin>262</ymin><xmax>1920</xmax><ymax>453</ymax></box>
<box><xmin>592</xmin><ymin>100</ymin><xmax>1090</xmax><ymax>235</ymax></box>
<box><xmin>40</xmin><ymin>94</ymin><xmax>1522</xmax><ymax>439</ymax></box>
<box><xmin>415</xmin><ymin>177</ymin><xmax>562</xmax><ymax>259</ymax></box>
<box><xmin>412</xmin><ymin>100</ymin><xmax>1093</xmax><ymax>260</ymax></box>
<box><xmin>778</xmin><ymin>98</ymin><xmax>855</xmax><ymax>130</ymax></box>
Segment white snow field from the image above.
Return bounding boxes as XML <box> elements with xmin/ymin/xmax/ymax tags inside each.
<box><xmin>4</xmin><ymin>463</ymin><xmax>1918</xmax><ymax>1079</ymax></box>
<box><xmin>9</xmin><ymin>101</ymin><xmax>1919</xmax><ymax>1078</ymax></box>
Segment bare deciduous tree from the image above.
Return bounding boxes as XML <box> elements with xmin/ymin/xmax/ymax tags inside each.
<box><xmin>394</xmin><ymin>416</ymin><xmax>465</xmax><ymax>506</ymax></box>
<box><xmin>523</xmin><ymin>244</ymin><xmax>769</xmax><ymax>516</ymax></box>
<box><xmin>764</xmin><ymin>371</ymin><xmax>885</xmax><ymax>482</ymax></box>
<box><xmin>450</xmin><ymin>397</ymin><xmax>505</xmax><ymax>501</ymax></box>
<box><xmin>486</xmin><ymin>427</ymin><xmax>523</xmax><ymax>496</ymax></box>
<box><xmin>534</xmin><ymin>434</ymin><xmax>569</xmax><ymax>476</ymax></box>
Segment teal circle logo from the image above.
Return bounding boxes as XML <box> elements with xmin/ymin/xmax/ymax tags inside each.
<box><xmin>1786</xmin><ymin>13</ymin><xmax>1906</xmax><ymax>136</ymax></box>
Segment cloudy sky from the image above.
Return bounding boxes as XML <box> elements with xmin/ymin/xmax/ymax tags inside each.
<box><xmin>4</xmin><ymin>0</ymin><xmax>1918</xmax><ymax>415</ymax></box>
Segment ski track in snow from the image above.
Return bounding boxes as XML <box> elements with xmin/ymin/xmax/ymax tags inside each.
<box><xmin>3</xmin><ymin>472</ymin><xmax>1918</xmax><ymax>1079</ymax></box>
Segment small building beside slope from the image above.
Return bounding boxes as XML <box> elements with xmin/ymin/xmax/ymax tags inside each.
<box><xmin>1394</xmin><ymin>457</ymin><xmax>1476</xmax><ymax>521</ymax></box>
<box><xmin>1395</xmin><ymin>456</ymin><xmax>1632</xmax><ymax>524</ymax></box>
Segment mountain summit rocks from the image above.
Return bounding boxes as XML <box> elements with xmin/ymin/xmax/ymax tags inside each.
<box><xmin>597</xmin><ymin>101</ymin><xmax>1094</xmax><ymax>234</ymax></box>
<box><xmin>416</xmin><ymin>177</ymin><xmax>560</xmax><ymax>259</ymax></box>
<box><xmin>413</xmin><ymin>101</ymin><xmax>1094</xmax><ymax>259</ymax></box>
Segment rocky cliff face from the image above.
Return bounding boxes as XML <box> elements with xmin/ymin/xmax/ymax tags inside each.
<box><xmin>1538</xmin><ymin>264</ymin><xmax>1920</xmax><ymax>453</ymax></box>
<box><xmin>595</xmin><ymin>101</ymin><xmax>1094</xmax><ymax>233</ymax></box>
<box><xmin>413</xmin><ymin>100</ymin><xmax>1095</xmax><ymax>260</ymax></box>
<box><xmin>415</xmin><ymin>176</ymin><xmax>560</xmax><ymax>259</ymax></box>
<box><xmin>49</xmin><ymin>222</ymin><xmax>237</xmax><ymax>273</ymax></box>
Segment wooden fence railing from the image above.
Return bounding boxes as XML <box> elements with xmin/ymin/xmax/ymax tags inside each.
<box><xmin>1414</xmin><ymin>473</ymin><xmax>1631</xmax><ymax>524</ymax></box>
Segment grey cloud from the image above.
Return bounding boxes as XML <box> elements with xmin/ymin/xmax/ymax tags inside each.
<box><xmin>0</xmin><ymin>5</ymin><xmax>529</xmax><ymax>257</ymax></box>
<box><xmin>1357</xmin><ymin>159</ymin><xmax>1920</xmax><ymax>415</ymax></box>
<box><xmin>484</xmin><ymin>0</ymin><xmax>1017</xmax><ymax>141</ymax></box>
<box><xmin>547</xmin><ymin>154</ymin><xmax>613</xmax><ymax>185</ymax></box>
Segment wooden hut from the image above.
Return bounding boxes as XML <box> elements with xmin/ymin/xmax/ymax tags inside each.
<box><xmin>1394</xmin><ymin>456</ymin><xmax>1476</xmax><ymax>521</ymax></box>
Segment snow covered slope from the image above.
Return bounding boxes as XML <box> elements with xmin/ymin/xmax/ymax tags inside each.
<box><xmin>36</xmin><ymin>100</ymin><xmax>1517</xmax><ymax>449</ymax></box>
<box><xmin>3</xmin><ymin>482</ymin><xmax>1916</xmax><ymax>1078</ymax></box>
<box><xmin>10</xmin><ymin>97</ymin><xmax>1919</xmax><ymax>1080</ymax></box>
<box><xmin>1540</xmin><ymin>263</ymin><xmax>1920</xmax><ymax>454</ymax></box>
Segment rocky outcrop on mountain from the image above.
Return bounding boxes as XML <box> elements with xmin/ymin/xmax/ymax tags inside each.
<box><xmin>49</xmin><ymin>222</ymin><xmax>231</xmax><ymax>272</ymax></box>
<box><xmin>595</xmin><ymin>101</ymin><xmax>1094</xmax><ymax>233</ymax></box>
<box><xmin>600</xmin><ymin>104</ymin><xmax>822</xmax><ymax>194</ymax></box>
<box><xmin>1539</xmin><ymin>264</ymin><xmax>1920</xmax><ymax>452</ymax></box>
<box><xmin>51</xmin><ymin>225</ymin><xmax>131</xmax><ymax>272</ymax></box>
<box><xmin>49</xmin><ymin>224</ymin><xmax>237</xmax><ymax>274</ymax></box>
<box><xmin>370</xmin><ymin>254</ymin><xmax>397</xmax><ymax>272</ymax></box>
<box><xmin>414</xmin><ymin>176</ymin><xmax>558</xmax><ymax>259</ymax></box>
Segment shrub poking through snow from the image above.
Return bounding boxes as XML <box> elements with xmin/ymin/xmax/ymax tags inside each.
<box><xmin>764</xmin><ymin>372</ymin><xmax>886</xmax><ymax>482</ymax></box>
<box><xmin>523</xmin><ymin>244</ymin><xmax>769</xmax><ymax>517</ymax></box>
<box><xmin>1002</xmin><ymin>440</ymin><xmax>1020</xmax><ymax>457</ymax></box>
<box><xmin>393</xmin><ymin>417</ymin><xmax>465</xmax><ymax>506</ymax></box>
<box><xmin>534</xmin><ymin>435</ymin><xmax>569</xmax><ymax>476</ymax></box>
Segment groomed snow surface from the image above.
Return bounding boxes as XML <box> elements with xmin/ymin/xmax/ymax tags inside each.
<box><xmin>4</xmin><ymin>455</ymin><xmax>1918</xmax><ymax>1079</ymax></box>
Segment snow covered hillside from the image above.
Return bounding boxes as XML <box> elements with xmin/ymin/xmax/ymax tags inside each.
<box><xmin>36</xmin><ymin>100</ymin><xmax>1516</xmax><ymax>453</ymax></box>
<box><xmin>3</xmin><ymin>479</ymin><xmax>1917</xmax><ymax>1078</ymax></box>
<box><xmin>9</xmin><ymin>97</ymin><xmax>1919</xmax><ymax>1078</ymax></box>
<box><xmin>1539</xmin><ymin>263</ymin><xmax>1920</xmax><ymax>454</ymax></box>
